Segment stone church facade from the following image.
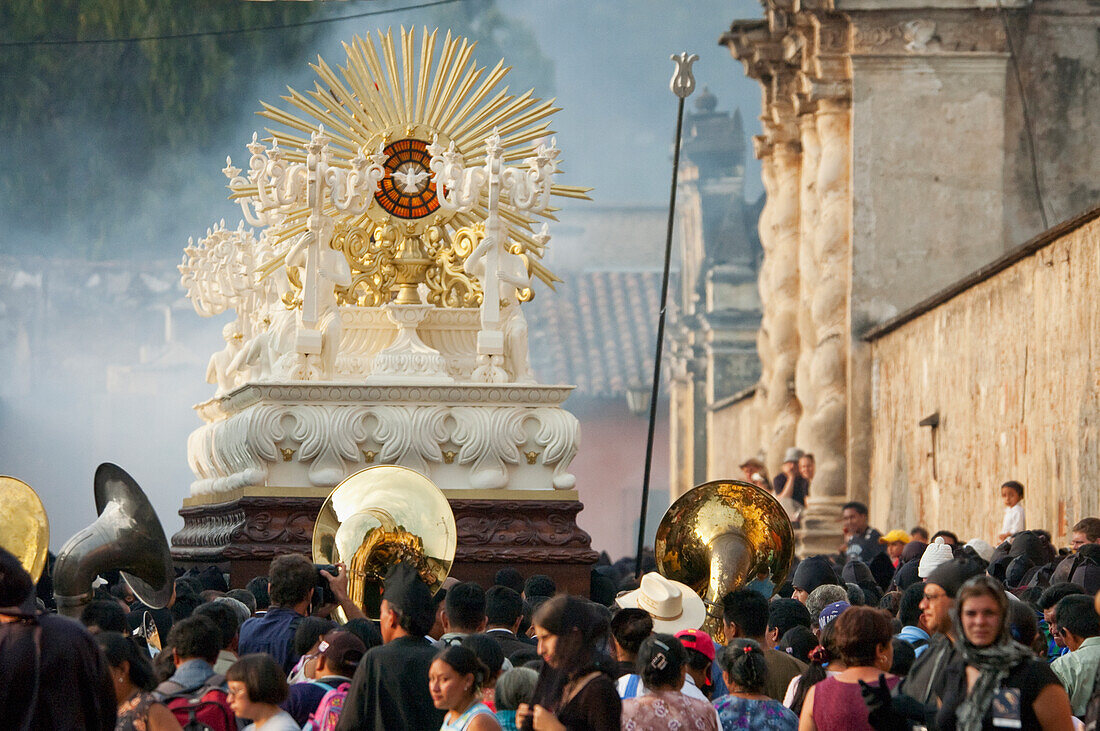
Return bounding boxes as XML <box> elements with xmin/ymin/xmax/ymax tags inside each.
<box><xmin>668</xmin><ymin>91</ymin><xmax>765</xmax><ymax>498</ymax></box>
<box><xmin>710</xmin><ymin>0</ymin><xmax>1100</xmax><ymax>552</ymax></box>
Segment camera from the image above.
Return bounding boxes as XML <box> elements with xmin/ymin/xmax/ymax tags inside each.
<box><xmin>313</xmin><ymin>563</ymin><xmax>339</xmax><ymax>610</ymax></box>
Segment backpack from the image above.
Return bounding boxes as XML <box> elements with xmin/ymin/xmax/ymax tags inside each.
<box><xmin>306</xmin><ymin>681</ymin><xmax>351</xmax><ymax>731</ymax></box>
<box><xmin>156</xmin><ymin>675</ymin><xmax>235</xmax><ymax>731</ymax></box>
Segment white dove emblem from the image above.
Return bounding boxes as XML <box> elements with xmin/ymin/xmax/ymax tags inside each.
<box><xmin>393</xmin><ymin>164</ymin><xmax>430</xmax><ymax>194</ymax></box>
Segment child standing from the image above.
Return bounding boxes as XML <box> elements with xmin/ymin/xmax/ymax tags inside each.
<box><xmin>997</xmin><ymin>480</ymin><xmax>1026</xmax><ymax>542</ymax></box>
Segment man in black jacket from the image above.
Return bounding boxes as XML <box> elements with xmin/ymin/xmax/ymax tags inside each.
<box><xmin>0</xmin><ymin>547</ymin><xmax>116</xmax><ymax>730</ymax></box>
<box><xmin>484</xmin><ymin>585</ymin><xmax>535</xmax><ymax>662</ymax></box>
<box><xmin>337</xmin><ymin>563</ymin><xmax>444</xmax><ymax>731</ymax></box>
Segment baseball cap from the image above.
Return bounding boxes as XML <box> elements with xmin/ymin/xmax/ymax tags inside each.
<box><xmin>675</xmin><ymin>628</ymin><xmax>716</xmax><ymax>662</ymax></box>
<box><xmin>319</xmin><ymin>630</ymin><xmax>367</xmax><ymax>670</ymax></box>
<box><xmin>818</xmin><ymin>601</ymin><xmax>850</xmax><ymax>629</ymax></box>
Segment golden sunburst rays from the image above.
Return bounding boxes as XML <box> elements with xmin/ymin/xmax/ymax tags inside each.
<box><xmin>230</xmin><ymin>26</ymin><xmax>590</xmax><ymax>290</ymax></box>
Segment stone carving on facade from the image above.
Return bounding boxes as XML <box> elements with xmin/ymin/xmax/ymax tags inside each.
<box><xmin>795</xmin><ymin>114</ymin><xmax>821</xmax><ymax>450</ymax></box>
<box><xmin>723</xmin><ymin>6</ymin><xmax>853</xmax><ymax>551</ymax></box>
<box><xmin>801</xmin><ymin>96</ymin><xmax>851</xmax><ymax>553</ymax></box>
<box><xmin>753</xmin><ymin>150</ymin><xmax>778</xmax><ymax>455</ymax></box>
<box><xmin>764</xmin><ymin>130</ymin><xmax>803</xmax><ymax>469</ymax></box>
<box><xmin>903</xmin><ymin>20</ymin><xmax>939</xmax><ymax>53</ymax></box>
<box><xmin>849</xmin><ymin>14</ymin><xmax>1007</xmax><ymax>56</ymax></box>
<box><xmin>719</xmin><ymin>0</ymin><xmax>1099</xmax><ymax>553</ymax></box>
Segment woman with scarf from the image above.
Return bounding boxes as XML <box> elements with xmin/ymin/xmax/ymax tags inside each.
<box><xmin>515</xmin><ymin>595</ymin><xmax>621</xmax><ymax>730</ymax></box>
<box><xmin>935</xmin><ymin>575</ymin><xmax>1073</xmax><ymax>730</ymax></box>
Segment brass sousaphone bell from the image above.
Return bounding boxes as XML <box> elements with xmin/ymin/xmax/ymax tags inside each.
<box><xmin>0</xmin><ymin>476</ymin><xmax>50</xmax><ymax>584</ymax></box>
<box><xmin>655</xmin><ymin>479</ymin><xmax>795</xmax><ymax>638</ymax></box>
<box><xmin>54</xmin><ymin>463</ymin><xmax>175</xmax><ymax>617</ymax></box>
<box><xmin>312</xmin><ymin>465</ymin><xmax>457</xmax><ymax>621</ymax></box>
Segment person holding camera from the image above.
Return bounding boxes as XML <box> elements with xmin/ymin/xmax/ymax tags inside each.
<box><xmin>239</xmin><ymin>556</ymin><xmax>362</xmax><ymax>674</ymax></box>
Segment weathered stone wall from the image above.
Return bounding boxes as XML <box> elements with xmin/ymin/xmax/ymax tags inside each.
<box><xmin>867</xmin><ymin>208</ymin><xmax>1100</xmax><ymax>544</ymax></box>
<box><xmin>708</xmin><ymin>389</ymin><xmax>761</xmax><ymax>480</ymax></box>
<box><xmin>1006</xmin><ymin>1</ymin><xmax>1100</xmax><ymax>238</ymax></box>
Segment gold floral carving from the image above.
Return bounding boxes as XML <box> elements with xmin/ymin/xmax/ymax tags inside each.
<box><xmin>425</xmin><ymin>225</ymin><xmax>482</xmax><ymax>308</ymax></box>
<box><xmin>326</xmin><ymin>218</ymin><xmax>486</xmax><ymax>308</ymax></box>
<box><xmin>331</xmin><ymin>220</ymin><xmax>398</xmax><ymax>306</ymax></box>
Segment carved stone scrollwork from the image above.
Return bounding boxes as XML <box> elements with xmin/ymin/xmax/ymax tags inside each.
<box><xmin>187</xmin><ymin>393</ymin><xmax>580</xmax><ymax>496</ymax></box>
<box><xmin>809</xmin><ymin>14</ymin><xmax>852</xmax><ymax>84</ymax></box>
<box><xmin>849</xmin><ymin>14</ymin><xmax>1007</xmax><ymax>56</ymax></box>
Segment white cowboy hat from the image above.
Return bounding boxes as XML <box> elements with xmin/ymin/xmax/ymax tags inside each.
<box><xmin>616</xmin><ymin>572</ymin><xmax>707</xmax><ymax>634</ymax></box>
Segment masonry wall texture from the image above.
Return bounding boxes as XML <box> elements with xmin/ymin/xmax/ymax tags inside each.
<box><xmin>867</xmin><ymin>207</ymin><xmax>1100</xmax><ymax>544</ymax></box>
<box><xmin>708</xmin><ymin>390</ymin><xmax>760</xmax><ymax>480</ymax></box>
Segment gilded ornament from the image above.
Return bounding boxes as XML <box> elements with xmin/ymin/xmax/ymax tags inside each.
<box><xmin>227</xmin><ymin>27</ymin><xmax>589</xmax><ymax>308</ymax></box>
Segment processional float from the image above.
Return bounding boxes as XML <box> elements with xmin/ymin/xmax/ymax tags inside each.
<box><xmin>171</xmin><ymin>27</ymin><xmax>597</xmax><ymax>588</ymax></box>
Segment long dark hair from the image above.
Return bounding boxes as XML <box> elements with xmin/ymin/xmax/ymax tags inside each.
<box><xmin>636</xmin><ymin>634</ymin><xmax>685</xmax><ymax>690</ymax></box>
<box><xmin>789</xmin><ymin>622</ymin><xmax>835</xmax><ymax>715</ymax></box>
<box><xmin>532</xmin><ymin>595</ymin><xmax>608</xmax><ymax>679</ymax></box>
<box><xmin>434</xmin><ymin>645</ymin><xmax>489</xmax><ymax>695</ymax></box>
<box><xmin>528</xmin><ymin>596</ymin><xmax>609</xmax><ymax>713</ymax></box>
<box><xmin>720</xmin><ymin>639</ymin><xmax>769</xmax><ymax>694</ymax></box>
<box><xmin>96</xmin><ymin>631</ymin><xmax>158</xmax><ymax>692</ymax></box>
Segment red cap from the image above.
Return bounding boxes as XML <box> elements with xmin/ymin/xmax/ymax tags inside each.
<box><xmin>675</xmin><ymin>628</ymin><xmax>716</xmax><ymax>662</ymax></box>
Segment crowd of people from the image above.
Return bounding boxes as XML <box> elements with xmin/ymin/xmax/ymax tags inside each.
<box><xmin>3</xmin><ymin>474</ymin><xmax>1100</xmax><ymax>730</ymax></box>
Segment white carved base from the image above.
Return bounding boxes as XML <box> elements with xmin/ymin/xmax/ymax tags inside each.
<box><xmin>187</xmin><ymin>382</ymin><xmax>579</xmax><ymax>498</ymax></box>
<box><xmin>365</xmin><ymin>304</ymin><xmax>453</xmax><ymax>384</ymax></box>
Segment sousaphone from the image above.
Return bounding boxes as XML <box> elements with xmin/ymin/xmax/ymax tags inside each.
<box><xmin>655</xmin><ymin>479</ymin><xmax>794</xmax><ymax>638</ymax></box>
<box><xmin>0</xmin><ymin>476</ymin><xmax>50</xmax><ymax>583</ymax></box>
<box><xmin>54</xmin><ymin>463</ymin><xmax>174</xmax><ymax>617</ymax></box>
<box><xmin>312</xmin><ymin>465</ymin><xmax>456</xmax><ymax>621</ymax></box>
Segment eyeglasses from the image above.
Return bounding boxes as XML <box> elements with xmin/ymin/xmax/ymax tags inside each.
<box><xmin>922</xmin><ymin>592</ymin><xmax>946</xmax><ymax>602</ymax></box>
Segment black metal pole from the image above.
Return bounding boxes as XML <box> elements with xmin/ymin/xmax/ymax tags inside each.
<box><xmin>636</xmin><ymin>92</ymin><xmax>687</xmax><ymax>578</ymax></box>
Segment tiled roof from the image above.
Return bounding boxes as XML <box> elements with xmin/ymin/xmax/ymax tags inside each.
<box><xmin>526</xmin><ymin>269</ymin><xmax>663</xmax><ymax>399</ymax></box>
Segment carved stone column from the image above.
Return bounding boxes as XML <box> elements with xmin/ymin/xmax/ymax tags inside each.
<box><xmin>668</xmin><ymin>349</ymin><xmax>696</xmax><ymax>498</ymax></box>
<box><xmin>799</xmin><ymin>95</ymin><xmax>852</xmax><ymax>555</ymax></box>
<box><xmin>794</xmin><ymin>111</ymin><xmax>821</xmax><ymax>452</ymax></box>
<box><xmin>763</xmin><ymin>137</ymin><xmax>803</xmax><ymax>472</ymax></box>
<box><xmin>752</xmin><ymin>146</ymin><xmax>778</xmax><ymax>458</ymax></box>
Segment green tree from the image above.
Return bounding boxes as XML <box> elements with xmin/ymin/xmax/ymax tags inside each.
<box><xmin>0</xmin><ymin>2</ymin><xmax>335</xmax><ymax>258</ymax></box>
<box><xmin>0</xmin><ymin>0</ymin><xmax>555</xmax><ymax>260</ymax></box>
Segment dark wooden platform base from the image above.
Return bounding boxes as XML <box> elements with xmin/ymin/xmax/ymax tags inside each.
<box><xmin>171</xmin><ymin>493</ymin><xmax>599</xmax><ymax>594</ymax></box>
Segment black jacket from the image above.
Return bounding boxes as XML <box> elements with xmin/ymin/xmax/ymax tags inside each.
<box><xmin>336</xmin><ymin>634</ymin><xmax>445</xmax><ymax>731</ymax></box>
<box><xmin>486</xmin><ymin>628</ymin><xmax>535</xmax><ymax>662</ymax></box>
<box><xmin>900</xmin><ymin>632</ymin><xmax>959</xmax><ymax>705</ymax></box>
<box><xmin>0</xmin><ymin>612</ymin><xmax>116</xmax><ymax>730</ymax></box>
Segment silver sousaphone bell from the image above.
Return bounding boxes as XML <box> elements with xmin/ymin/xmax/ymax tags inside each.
<box><xmin>54</xmin><ymin>463</ymin><xmax>174</xmax><ymax>617</ymax></box>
